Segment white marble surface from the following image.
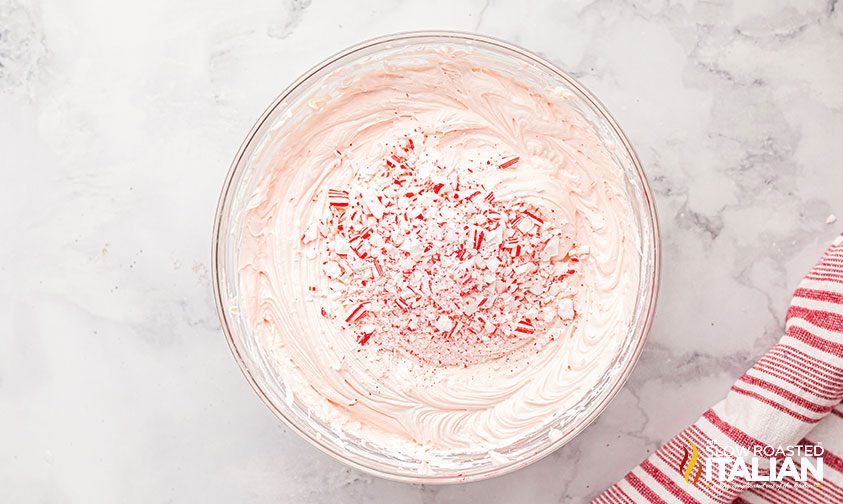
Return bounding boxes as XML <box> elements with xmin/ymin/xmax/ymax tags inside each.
<box><xmin>2</xmin><ymin>0</ymin><xmax>842</xmax><ymax>502</ymax></box>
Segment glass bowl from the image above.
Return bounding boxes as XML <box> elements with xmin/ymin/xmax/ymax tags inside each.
<box><xmin>212</xmin><ymin>31</ymin><xmax>660</xmax><ymax>484</ymax></box>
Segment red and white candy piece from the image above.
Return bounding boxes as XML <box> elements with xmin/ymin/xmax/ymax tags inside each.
<box><xmin>514</xmin><ymin>318</ymin><xmax>536</xmax><ymax>335</ymax></box>
<box><xmin>523</xmin><ymin>210</ymin><xmax>543</xmax><ymax>227</ymax></box>
<box><xmin>345</xmin><ymin>302</ymin><xmax>368</xmax><ymax>323</ymax></box>
<box><xmin>372</xmin><ymin>259</ymin><xmax>384</xmax><ymax>278</ymax></box>
<box><xmin>328</xmin><ymin>189</ymin><xmax>349</xmax><ymax>209</ymax></box>
<box><xmin>499</xmin><ymin>156</ymin><xmax>520</xmax><ymax>169</ymax></box>
<box><xmin>513</xmin><ymin>211</ymin><xmax>542</xmax><ymax>235</ymax></box>
<box><xmin>472</xmin><ymin>228</ymin><xmax>485</xmax><ymax>250</ymax></box>
<box><xmin>502</xmin><ymin>237</ymin><xmax>522</xmax><ymax>257</ymax></box>
<box><xmin>357</xmin><ymin>330</ymin><xmax>373</xmax><ymax>345</ymax></box>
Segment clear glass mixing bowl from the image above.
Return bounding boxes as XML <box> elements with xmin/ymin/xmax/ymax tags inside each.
<box><xmin>212</xmin><ymin>31</ymin><xmax>660</xmax><ymax>483</ymax></box>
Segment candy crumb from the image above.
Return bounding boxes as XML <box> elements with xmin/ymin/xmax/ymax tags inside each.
<box><xmin>311</xmin><ymin>132</ymin><xmax>580</xmax><ymax>366</ymax></box>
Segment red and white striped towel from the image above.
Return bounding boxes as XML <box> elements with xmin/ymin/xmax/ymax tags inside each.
<box><xmin>594</xmin><ymin>233</ymin><xmax>843</xmax><ymax>504</ymax></box>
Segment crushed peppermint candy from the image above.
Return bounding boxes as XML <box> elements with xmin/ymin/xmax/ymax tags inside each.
<box><xmin>309</xmin><ymin>131</ymin><xmax>583</xmax><ymax>367</ymax></box>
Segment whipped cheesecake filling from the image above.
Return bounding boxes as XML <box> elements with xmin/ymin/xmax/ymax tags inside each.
<box><xmin>239</xmin><ymin>51</ymin><xmax>641</xmax><ymax>456</ymax></box>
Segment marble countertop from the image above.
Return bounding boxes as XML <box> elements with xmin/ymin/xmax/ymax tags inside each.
<box><xmin>3</xmin><ymin>0</ymin><xmax>842</xmax><ymax>502</ymax></box>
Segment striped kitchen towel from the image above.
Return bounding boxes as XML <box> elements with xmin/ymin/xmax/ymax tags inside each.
<box><xmin>594</xmin><ymin>232</ymin><xmax>843</xmax><ymax>504</ymax></box>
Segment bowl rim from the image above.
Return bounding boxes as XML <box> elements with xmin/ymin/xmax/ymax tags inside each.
<box><xmin>211</xmin><ymin>30</ymin><xmax>661</xmax><ymax>484</ymax></box>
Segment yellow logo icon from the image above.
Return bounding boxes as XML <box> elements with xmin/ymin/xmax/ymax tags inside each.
<box><xmin>680</xmin><ymin>442</ymin><xmax>703</xmax><ymax>486</ymax></box>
